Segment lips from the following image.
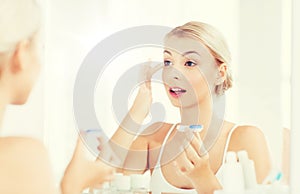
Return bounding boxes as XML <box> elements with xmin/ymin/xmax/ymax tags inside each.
<box><xmin>169</xmin><ymin>87</ymin><xmax>187</xmax><ymax>98</ymax></box>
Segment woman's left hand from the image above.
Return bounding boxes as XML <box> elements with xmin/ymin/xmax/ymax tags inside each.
<box><xmin>173</xmin><ymin>134</ymin><xmax>221</xmax><ymax>193</ymax></box>
<box><xmin>174</xmin><ymin>134</ymin><xmax>210</xmax><ymax>180</ymax></box>
<box><xmin>61</xmin><ymin>135</ymin><xmax>115</xmax><ymax>194</ymax></box>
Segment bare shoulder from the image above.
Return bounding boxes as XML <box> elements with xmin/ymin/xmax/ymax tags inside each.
<box><xmin>228</xmin><ymin>125</ymin><xmax>271</xmax><ymax>183</ymax></box>
<box><xmin>229</xmin><ymin>125</ymin><xmax>266</xmax><ymax>147</ymax></box>
<box><xmin>0</xmin><ymin>137</ymin><xmax>55</xmax><ymax>194</ymax></box>
<box><xmin>0</xmin><ymin>136</ymin><xmax>47</xmax><ymax>151</ymax></box>
<box><xmin>228</xmin><ymin>125</ymin><xmax>268</xmax><ymax>150</ymax></box>
<box><xmin>0</xmin><ymin>137</ymin><xmax>50</xmax><ymax>163</ymax></box>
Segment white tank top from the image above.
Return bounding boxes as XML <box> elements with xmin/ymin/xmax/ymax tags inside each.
<box><xmin>150</xmin><ymin>124</ymin><xmax>239</xmax><ymax>194</ymax></box>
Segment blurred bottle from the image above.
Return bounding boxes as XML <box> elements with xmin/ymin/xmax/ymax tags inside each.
<box><xmin>110</xmin><ymin>173</ymin><xmax>132</xmax><ymax>194</ymax></box>
<box><xmin>223</xmin><ymin>151</ymin><xmax>245</xmax><ymax>193</ymax></box>
<box><xmin>93</xmin><ymin>182</ymin><xmax>111</xmax><ymax>194</ymax></box>
<box><xmin>237</xmin><ymin>150</ymin><xmax>257</xmax><ymax>190</ymax></box>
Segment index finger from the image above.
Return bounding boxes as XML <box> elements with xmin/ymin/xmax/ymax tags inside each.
<box><xmin>146</xmin><ymin>63</ymin><xmax>163</xmax><ymax>80</ymax></box>
<box><xmin>190</xmin><ymin>135</ymin><xmax>208</xmax><ymax>159</ymax></box>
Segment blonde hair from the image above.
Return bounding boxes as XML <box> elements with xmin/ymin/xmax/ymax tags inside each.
<box><xmin>166</xmin><ymin>21</ymin><xmax>233</xmax><ymax>95</ymax></box>
<box><xmin>0</xmin><ymin>0</ymin><xmax>40</xmax><ymax>72</ymax></box>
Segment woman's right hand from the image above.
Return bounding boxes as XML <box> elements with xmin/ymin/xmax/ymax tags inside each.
<box><xmin>129</xmin><ymin>62</ymin><xmax>162</xmax><ymax>123</ymax></box>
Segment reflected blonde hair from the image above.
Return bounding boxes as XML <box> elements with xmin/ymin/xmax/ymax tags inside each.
<box><xmin>166</xmin><ymin>21</ymin><xmax>233</xmax><ymax>95</ymax></box>
<box><xmin>0</xmin><ymin>0</ymin><xmax>40</xmax><ymax>75</ymax></box>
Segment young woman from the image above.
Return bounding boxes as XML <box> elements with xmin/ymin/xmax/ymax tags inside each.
<box><xmin>0</xmin><ymin>1</ymin><xmax>114</xmax><ymax>193</ymax></box>
<box><xmin>110</xmin><ymin>21</ymin><xmax>272</xmax><ymax>194</ymax></box>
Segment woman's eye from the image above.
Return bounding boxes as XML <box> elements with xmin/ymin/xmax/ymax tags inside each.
<box><xmin>185</xmin><ymin>61</ymin><xmax>197</xmax><ymax>67</ymax></box>
<box><xmin>164</xmin><ymin>60</ymin><xmax>172</xmax><ymax>67</ymax></box>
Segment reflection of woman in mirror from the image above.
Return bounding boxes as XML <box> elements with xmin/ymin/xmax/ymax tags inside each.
<box><xmin>0</xmin><ymin>1</ymin><xmax>114</xmax><ymax>193</ymax></box>
<box><xmin>110</xmin><ymin>21</ymin><xmax>272</xmax><ymax>194</ymax></box>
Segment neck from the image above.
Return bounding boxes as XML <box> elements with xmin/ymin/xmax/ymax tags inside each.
<box><xmin>180</xmin><ymin>94</ymin><xmax>224</xmax><ymax>136</ymax></box>
<box><xmin>181</xmin><ymin>97</ymin><xmax>212</xmax><ymax>130</ymax></box>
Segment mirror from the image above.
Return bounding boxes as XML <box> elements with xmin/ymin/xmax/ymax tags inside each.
<box><xmin>1</xmin><ymin>0</ymin><xmax>293</xmax><ymax>188</ymax></box>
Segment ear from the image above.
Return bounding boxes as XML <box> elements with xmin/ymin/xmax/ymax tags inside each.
<box><xmin>215</xmin><ymin>63</ymin><xmax>227</xmax><ymax>85</ymax></box>
<box><xmin>10</xmin><ymin>40</ymin><xmax>31</xmax><ymax>74</ymax></box>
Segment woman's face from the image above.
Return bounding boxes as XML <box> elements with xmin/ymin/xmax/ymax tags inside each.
<box><xmin>162</xmin><ymin>35</ymin><xmax>219</xmax><ymax>109</ymax></box>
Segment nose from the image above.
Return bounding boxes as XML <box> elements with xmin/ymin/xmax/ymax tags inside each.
<box><xmin>171</xmin><ymin>66</ymin><xmax>182</xmax><ymax>80</ymax></box>
<box><xmin>162</xmin><ymin>65</ymin><xmax>182</xmax><ymax>82</ymax></box>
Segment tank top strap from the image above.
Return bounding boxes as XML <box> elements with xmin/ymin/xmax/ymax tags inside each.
<box><xmin>221</xmin><ymin>124</ymin><xmax>239</xmax><ymax>164</ymax></box>
<box><xmin>156</xmin><ymin>123</ymin><xmax>177</xmax><ymax>165</ymax></box>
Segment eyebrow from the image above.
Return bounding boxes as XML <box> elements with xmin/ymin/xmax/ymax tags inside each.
<box><xmin>163</xmin><ymin>50</ymin><xmax>201</xmax><ymax>57</ymax></box>
<box><xmin>163</xmin><ymin>50</ymin><xmax>172</xmax><ymax>55</ymax></box>
<box><xmin>182</xmin><ymin>51</ymin><xmax>201</xmax><ymax>57</ymax></box>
